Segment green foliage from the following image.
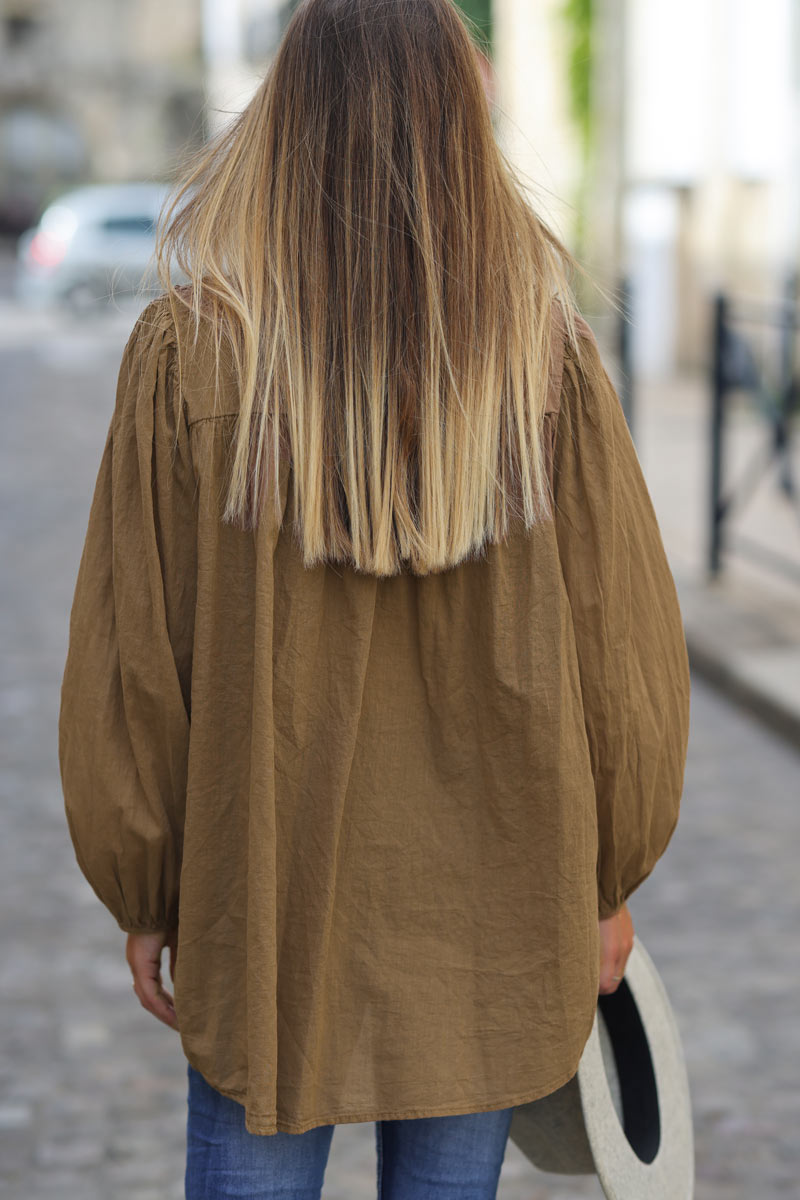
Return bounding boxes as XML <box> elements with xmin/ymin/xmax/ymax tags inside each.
<box><xmin>556</xmin><ymin>0</ymin><xmax>593</xmax><ymax>258</ymax></box>
<box><xmin>279</xmin><ymin>1</ymin><xmax>493</xmax><ymax>53</ymax></box>
<box><xmin>455</xmin><ymin>0</ymin><xmax>493</xmax><ymax>53</ymax></box>
<box><xmin>558</xmin><ymin>0</ymin><xmax>593</xmax><ymax>160</ymax></box>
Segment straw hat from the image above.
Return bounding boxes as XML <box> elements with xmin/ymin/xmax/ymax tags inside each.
<box><xmin>508</xmin><ymin>936</ymin><xmax>694</xmax><ymax>1199</ymax></box>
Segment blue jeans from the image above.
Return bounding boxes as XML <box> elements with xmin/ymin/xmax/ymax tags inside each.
<box><xmin>185</xmin><ymin>1062</ymin><xmax>515</xmax><ymax>1199</ymax></box>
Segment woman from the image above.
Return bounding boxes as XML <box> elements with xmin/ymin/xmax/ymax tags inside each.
<box><xmin>58</xmin><ymin>0</ymin><xmax>691</xmax><ymax>1197</ymax></box>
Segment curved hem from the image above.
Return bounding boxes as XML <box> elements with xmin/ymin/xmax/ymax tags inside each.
<box><xmin>183</xmin><ymin>1013</ymin><xmax>596</xmax><ymax>1137</ymax></box>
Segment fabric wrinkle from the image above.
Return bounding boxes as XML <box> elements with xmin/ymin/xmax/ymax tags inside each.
<box><xmin>58</xmin><ymin>294</ymin><xmax>691</xmax><ymax>1134</ymax></box>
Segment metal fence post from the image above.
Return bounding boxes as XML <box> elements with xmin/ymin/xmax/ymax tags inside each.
<box><xmin>618</xmin><ymin>275</ymin><xmax>634</xmax><ymax>437</ymax></box>
<box><xmin>709</xmin><ymin>292</ymin><xmax>727</xmax><ymax>577</ymax></box>
<box><xmin>778</xmin><ymin>270</ymin><xmax>798</xmax><ymax>500</ymax></box>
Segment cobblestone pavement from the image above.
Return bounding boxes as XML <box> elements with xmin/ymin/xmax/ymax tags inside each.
<box><xmin>2</xmin><ymin>294</ymin><xmax>799</xmax><ymax>1198</ymax></box>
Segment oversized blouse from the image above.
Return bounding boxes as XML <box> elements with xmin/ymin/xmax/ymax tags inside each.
<box><xmin>58</xmin><ymin>293</ymin><xmax>691</xmax><ymax>1136</ymax></box>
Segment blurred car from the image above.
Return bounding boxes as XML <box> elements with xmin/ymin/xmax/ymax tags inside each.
<box><xmin>15</xmin><ymin>181</ymin><xmax>183</xmax><ymax>313</ymax></box>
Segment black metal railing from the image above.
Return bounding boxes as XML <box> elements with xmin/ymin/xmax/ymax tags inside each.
<box><xmin>709</xmin><ymin>283</ymin><xmax>800</xmax><ymax>581</ymax></box>
<box><xmin>617</xmin><ymin>275</ymin><xmax>635</xmax><ymax>437</ymax></box>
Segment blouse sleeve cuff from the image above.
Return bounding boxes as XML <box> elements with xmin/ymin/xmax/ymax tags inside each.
<box><xmin>116</xmin><ymin>916</ymin><xmax>179</xmax><ymax>936</ymax></box>
<box><xmin>597</xmin><ymin>884</ymin><xmax>631</xmax><ymax>920</ymax></box>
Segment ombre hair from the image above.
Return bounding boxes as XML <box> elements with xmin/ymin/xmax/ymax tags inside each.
<box><xmin>151</xmin><ymin>0</ymin><xmax>595</xmax><ymax>578</ymax></box>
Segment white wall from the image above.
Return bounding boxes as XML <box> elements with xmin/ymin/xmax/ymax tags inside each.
<box><xmin>202</xmin><ymin>0</ymin><xmax>282</xmax><ymax>134</ymax></box>
<box><xmin>492</xmin><ymin>0</ymin><xmax>580</xmax><ymax>243</ymax></box>
<box><xmin>623</xmin><ymin>0</ymin><xmax>799</xmax><ymax>375</ymax></box>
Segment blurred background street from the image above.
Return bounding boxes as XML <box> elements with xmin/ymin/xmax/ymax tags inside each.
<box><xmin>2</xmin><ymin>0</ymin><xmax>800</xmax><ymax>1197</ymax></box>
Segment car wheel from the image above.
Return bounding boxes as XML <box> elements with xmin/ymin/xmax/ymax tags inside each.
<box><xmin>61</xmin><ymin>280</ymin><xmax>105</xmax><ymax>317</ymax></box>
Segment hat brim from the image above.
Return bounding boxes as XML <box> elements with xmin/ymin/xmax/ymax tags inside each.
<box><xmin>508</xmin><ymin>936</ymin><xmax>694</xmax><ymax>1200</ymax></box>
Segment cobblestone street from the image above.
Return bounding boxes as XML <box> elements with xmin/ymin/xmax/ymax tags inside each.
<box><xmin>2</xmin><ymin>294</ymin><xmax>799</xmax><ymax>1198</ymax></box>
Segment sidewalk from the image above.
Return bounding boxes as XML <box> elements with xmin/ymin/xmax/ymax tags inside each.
<box><xmin>631</xmin><ymin>364</ymin><xmax>800</xmax><ymax>747</ymax></box>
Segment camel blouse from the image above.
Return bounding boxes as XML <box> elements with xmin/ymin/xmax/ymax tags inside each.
<box><xmin>58</xmin><ymin>294</ymin><xmax>690</xmax><ymax>1136</ymax></box>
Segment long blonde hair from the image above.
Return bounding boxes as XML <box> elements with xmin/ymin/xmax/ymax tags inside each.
<box><xmin>151</xmin><ymin>0</ymin><xmax>592</xmax><ymax>578</ymax></box>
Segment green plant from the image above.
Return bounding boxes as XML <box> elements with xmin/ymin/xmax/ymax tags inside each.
<box><xmin>456</xmin><ymin>0</ymin><xmax>493</xmax><ymax>53</ymax></box>
<box><xmin>559</xmin><ymin>0</ymin><xmax>593</xmax><ymax>161</ymax></box>
<box><xmin>557</xmin><ymin>0</ymin><xmax>593</xmax><ymax>258</ymax></box>
<box><xmin>280</xmin><ymin>1</ymin><xmax>492</xmax><ymax>52</ymax></box>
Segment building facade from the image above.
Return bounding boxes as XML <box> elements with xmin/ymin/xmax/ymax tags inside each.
<box><xmin>0</xmin><ymin>0</ymin><xmax>205</xmax><ymax>231</ymax></box>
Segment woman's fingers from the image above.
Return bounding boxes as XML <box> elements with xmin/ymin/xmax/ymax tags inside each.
<box><xmin>126</xmin><ymin>932</ymin><xmax>180</xmax><ymax>1030</ymax></box>
<box><xmin>598</xmin><ymin>903</ymin><xmax>635</xmax><ymax>995</ymax></box>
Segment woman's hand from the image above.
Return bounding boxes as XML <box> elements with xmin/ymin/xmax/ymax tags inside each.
<box><xmin>598</xmin><ymin>903</ymin><xmax>634</xmax><ymax>995</ymax></box>
<box><xmin>126</xmin><ymin>930</ymin><xmax>180</xmax><ymax>1030</ymax></box>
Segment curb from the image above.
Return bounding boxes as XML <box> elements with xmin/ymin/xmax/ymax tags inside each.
<box><xmin>685</xmin><ymin>630</ymin><xmax>800</xmax><ymax>751</ymax></box>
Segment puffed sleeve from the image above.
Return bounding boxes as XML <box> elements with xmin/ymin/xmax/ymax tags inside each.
<box><xmin>552</xmin><ymin>318</ymin><xmax>691</xmax><ymax>920</ymax></box>
<box><xmin>58</xmin><ymin>298</ymin><xmax>197</xmax><ymax>935</ymax></box>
